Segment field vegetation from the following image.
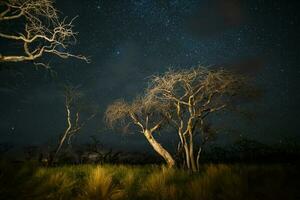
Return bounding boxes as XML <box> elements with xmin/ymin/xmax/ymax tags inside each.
<box><xmin>0</xmin><ymin>160</ymin><xmax>298</xmax><ymax>200</ymax></box>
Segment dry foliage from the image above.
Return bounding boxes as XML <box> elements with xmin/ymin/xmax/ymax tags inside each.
<box><xmin>105</xmin><ymin>96</ymin><xmax>170</xmax><ymax>133</ymax></box>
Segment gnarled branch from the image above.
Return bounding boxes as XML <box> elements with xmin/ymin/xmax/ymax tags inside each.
<box><xmin>0</xmin><ymin>0</ymin><xmax>89</xmax><ymax>67</ymax></box>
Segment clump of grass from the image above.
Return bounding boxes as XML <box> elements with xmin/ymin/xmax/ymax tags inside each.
<box><xmin>113</xmin><ymin>165</ymin><xmax>140</xmax><ymax>199</ymax></box>
<box><xmin>79</xmin><ymin>166</ymin><xmax>124</xmax><ymax>200</ymax></box>
<box><xmin>0</xmin><ymin>160</ymin><xmax>40</xmax><ymax>200</ymax></box>
<box><xmin>187</xmin><ymin>164</ymin><xmax>244</xmax><ymax>200</ymax></box>
<box><xmin>139</xmin><ymin>166</ymin><xmax>184</xmax><ymax>200</ymax></box>
<box><xmin>28</xmin><ymin>168</ymin><xmax>78</xmax><ymax>200</ymax></box>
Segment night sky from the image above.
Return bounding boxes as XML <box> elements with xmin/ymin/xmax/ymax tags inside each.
<box><xmin>0</xmin><ymin>0</ymin><xmax>299</xmax><ymax>151</ymax></box>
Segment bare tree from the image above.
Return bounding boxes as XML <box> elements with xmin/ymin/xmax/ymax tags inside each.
<box><xmin>0</xmin><ymin>0</ymin><xmax>88</xmax><ymax>67</ymax></box>
<box><xmin>147</xmin><ymin>67</ymin><xmax>245</xmax><ymax>171</ymax></box>
<box><xmin>105</xmin><ymin>97</ymin><xmax>176</xmax><ymax>168</ymax></box>
<box><xmin>54</xmin><ymin>86</ymin><xmax>96</xmax><ymax>161</ymax></box>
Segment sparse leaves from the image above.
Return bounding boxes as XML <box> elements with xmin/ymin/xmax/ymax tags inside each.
<box><xmin>105</xmin><ymin>99</ymin><xmax>130</xmax><ymax>128</ymax></box>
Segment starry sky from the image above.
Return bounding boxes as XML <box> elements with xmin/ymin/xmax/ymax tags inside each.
<box><xmin>0</xmin><ymin>0</ymin><xmax>299</xmax><ymax>151</ymax></box>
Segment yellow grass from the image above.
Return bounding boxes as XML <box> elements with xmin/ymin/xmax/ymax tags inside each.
<box><xmin>0</xmin><ymin>161</ymin><xmax>298</xmax><ymax>200</ymax></box>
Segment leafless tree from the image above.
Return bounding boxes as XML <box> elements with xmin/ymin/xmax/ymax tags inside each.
<box><xmin>53</xmin><ymin>86</ymin><xmax>96</xmax><ymax>161</ymax></box>
<box><xmin>147</xmin><ymin>67</ymin><xmax>245</xmax><ymax>171</ymax></box>
<box><xmin>0</xmin><ymin>0</ymin><xmax>88</xmax><ymax>67</ymax></box>
<box><xmin>105</xmin><ymin>96</ymin><xmax>176</xmax><ymax>168</ymax></box>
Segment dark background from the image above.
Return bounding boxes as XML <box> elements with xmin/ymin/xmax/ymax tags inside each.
<box><xmin>0</xmin><ymin>0</ymin><xmax>299</xmax><ymax>152</ymax></box>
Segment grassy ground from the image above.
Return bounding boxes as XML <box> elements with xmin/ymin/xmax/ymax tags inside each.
<box><xmin>0</xmin><ymin>161</ymin><xmax>299</xmax><ymax>200</ymax></box>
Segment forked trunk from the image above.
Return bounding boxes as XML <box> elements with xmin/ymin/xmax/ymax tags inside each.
<box><xmin>144</xmin><ymin>129</ymin><xmax>175</xmax><ymax>168</ymax></box>
<box><xmin>179</xmin><ymin>129</ymin><xmax>191</xmax><ymax>170</ymax></box>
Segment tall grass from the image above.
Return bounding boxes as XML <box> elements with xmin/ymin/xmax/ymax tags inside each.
<box><xmin>188</xmin><ymin>164</ymin><xmax>244</xmax><ymax>200</ymax></box>
<box><xmin>0</xmin><ymin>160</ymin><xmax>299</xmax><ymax>200</ymax></box>
<box><xmin>79</xmin><ymin>166</ymin><xmax>124</xmax><ymax>200</ymax></box>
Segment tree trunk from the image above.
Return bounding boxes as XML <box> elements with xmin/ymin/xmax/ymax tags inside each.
<box><xmin>54</xmin><ymin>133</ymin><xmax>68</xmax><ymax>160</ymax></box>
<box><xmin>179</xmin><ymin>130</ymin><xmax>191</xmax><ymax>170</ymax></box>
<box><xmin>186</xmin><ymin>118</ymin><xmax>197</xmax><ymax>172</ymax></box>
<box><xmin>144</xmin><ymin>129</ymin><xmax>175</xmax><ymax>168</ymax></box>
<box><xmin>188</xmin><ymin>133</ymin><xmax>197</xmax><ymax>172</ymax></box>
<box><xmin>53</xmin><ymin>104</ymin><xmax>72</xmax><ymax>162</ymax></box>
<box><xmin>196</xmin><ymin>146</ymin><xmax>202</xmax><ymax>171</ymax></box>
<box><xmin>183</xmin><ymin>140</ymin><xmax>191</xmax><ymax>170</ymax></box>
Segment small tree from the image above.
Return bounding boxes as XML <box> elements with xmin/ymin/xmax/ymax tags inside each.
<box><xmin>147</xmin><ymin>67</ymin><xmax>246</xmax><ymax>171</ymax></box>
<box><xmin>105</xmin><ymin>97</ymin><xmax>175</xmax><ymax>168</ymax></box>
<box><xmin>53</xmin><ymin>85</ymin><xmax>96</xmax><ymax>161</ymax></box>
<box><xmin>0</xmin><ymin>0</ymin><xmax>88</xmax><ymax>67</ymax></box>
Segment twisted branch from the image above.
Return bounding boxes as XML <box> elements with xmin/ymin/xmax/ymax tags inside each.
<box><xmin>0</xmin><ymin>0</ymin><xmax>89</xmax><ymax>67</ymax></box>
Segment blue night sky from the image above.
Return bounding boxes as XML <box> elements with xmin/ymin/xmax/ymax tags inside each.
<box><xmin>0</xmin><ymin>0</ymin><xmax>299</xmax><ymax>151</ymax></box>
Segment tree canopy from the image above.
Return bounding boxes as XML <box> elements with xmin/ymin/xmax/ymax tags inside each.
<box><xmin>0</xmin><ymin>0</ymin><xmax>88</xmax><ymax>67</ymax></box>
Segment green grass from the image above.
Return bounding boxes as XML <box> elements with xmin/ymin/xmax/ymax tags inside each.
<box><xmin>0</xmin><ymin>160</ymin><xmax>299</xmax><ymax>200</ymax></box>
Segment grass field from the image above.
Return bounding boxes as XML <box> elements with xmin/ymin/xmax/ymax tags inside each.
<box><xmin>0</xmin><ymin>161</ymin><xmax>299</xmax><ymax>200</ymax></box>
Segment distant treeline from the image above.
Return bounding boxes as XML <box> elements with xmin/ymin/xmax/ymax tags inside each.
<box><xmin>200</xmin><ymin>138</ymin><xmax>300</xmax><ymax>164</ymax></box>
<box><xmin>1</xmin><ymin>138</ymin><xmax>300</xmax><ymax>165</ymax></box>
